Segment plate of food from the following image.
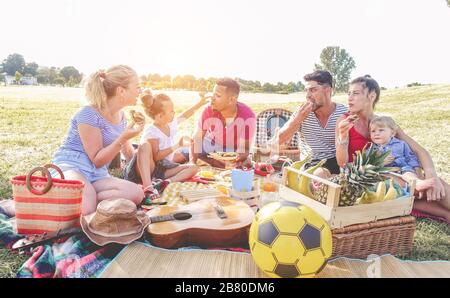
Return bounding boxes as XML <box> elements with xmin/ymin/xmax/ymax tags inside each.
<box><xmin>207</xmin><ymin>152</ymin><xmax>239</xmax><ymax>161</ymax></box>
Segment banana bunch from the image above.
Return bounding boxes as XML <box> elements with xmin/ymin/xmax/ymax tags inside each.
<box><xmin>297</xmin><ymin>159</ymin><xmax>327</xmax><ymax>198</ymax></box>
<box><xmin>357</xmin><ymin>178</ymin><xmax>400</xmax><ymax>204</ymax></box>
<box><xmin>286</xmin><ymin>155</ymin><xmax>312</xmax><ymax>192</ymax></box>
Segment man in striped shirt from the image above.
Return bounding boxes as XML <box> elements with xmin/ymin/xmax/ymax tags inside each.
<box><xmin>278</xmin><ymin>70</ymin><xmax>347</xmax><ymax>174</ymax></box>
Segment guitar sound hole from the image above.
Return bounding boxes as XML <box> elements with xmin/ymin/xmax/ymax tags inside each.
<box><xmin>173</xmin><ymin>212</ymin><xmax>192</xmax><ymax>220</ymax></box>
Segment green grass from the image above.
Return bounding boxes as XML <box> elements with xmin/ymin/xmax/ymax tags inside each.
<box><xmin>0</xmin><ymin>85</ymin><xmax>449</xmax><ymax>278</ymax></box>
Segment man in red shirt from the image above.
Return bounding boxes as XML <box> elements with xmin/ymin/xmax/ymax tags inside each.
<box><xmin>191</xmin><ymin>78</ymin><xmax>256</xmax><ymax>168</ymax></box>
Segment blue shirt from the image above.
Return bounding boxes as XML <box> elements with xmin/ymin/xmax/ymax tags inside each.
<box><xmin>59</xmin><ymin>106</ymin><xmax>127</xmax><ymax>153</ymax></box>
<box><xmin>373</xmin><ymin>137</ymin><xmax>420</xmax><ymax>173</ymax></box>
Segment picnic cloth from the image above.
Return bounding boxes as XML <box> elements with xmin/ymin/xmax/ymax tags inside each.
<box><xmin>1</xmin><ymin>200</ymin><xmax>247</xmax><ymax>278</ymax></box>
<box><xmin>1</xmin><ymin>207</ymin><xmax>124</xmax><ymax>278</ymax></box>
<box><xmin>1</xmin><ymin>169</ymin><xmax>448</xmax><ymax>278</ymax></box>
<box><xmin>411</xmin><ymin>209</ymin><xmax>450</xmax><ymax>224</ymax></box>
<box><xmin>100</xmin><ymin>241</ymin><xmax>450</xmax><ymax>278</ymax></box>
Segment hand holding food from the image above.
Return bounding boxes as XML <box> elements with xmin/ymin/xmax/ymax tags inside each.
<box><xmin>130</xmin><ymin>110</ymin><xmax>146</xmax><ymax>126</ymax></box>
<box><xmin>295</xmin><ymin>102</ymin><xmax>313</xmax><ymax>122</ymax></box>
<box><xmin>338</xmin><ymin>114</ymin><xmax>358</xmax><ymax>140</ymax></box>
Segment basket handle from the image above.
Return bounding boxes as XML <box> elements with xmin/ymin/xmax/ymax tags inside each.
<box><xmin>26</xmin><ymin>166</ymin><xmax>53</xmax><ymax>196</ymax></box>
<box><xmin>43</xmin><ymin>164</ymin><xmax>65</xmax><ymax>180</ymax></box>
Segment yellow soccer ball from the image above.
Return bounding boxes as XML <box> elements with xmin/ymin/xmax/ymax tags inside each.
<box><xmin>249</xmin><ymin>201</ymin><xmax>332</xmax><ymax>278</ymax></box>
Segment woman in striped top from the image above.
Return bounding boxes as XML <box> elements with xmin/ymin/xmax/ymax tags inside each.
<box><xmin>336</xmin><ymin>75</ymin><xmax>449</xmax><ymax>221</ymax></box>
<box><xmin>52</xmin><ymin>65</ymin><xmax>146</xmax><ymax>215</ymax></box>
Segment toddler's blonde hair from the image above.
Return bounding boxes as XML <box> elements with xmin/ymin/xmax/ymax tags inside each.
<box><xmin>370</xmin><ymin>116</ymin><xmax>398</xmax><ymax>132</ymax></box>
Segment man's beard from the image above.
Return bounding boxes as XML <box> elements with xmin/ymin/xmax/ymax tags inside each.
<box><xmin>312</xmin><ymin>102</ymin><xmax>320</xmax><ymax>112</ymax></box>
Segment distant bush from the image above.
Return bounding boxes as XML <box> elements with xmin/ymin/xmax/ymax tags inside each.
<box><xmin>407</xmin><ymin>82</ymin><xmax>422</xmax><ymax>87</ymax></box>
<box><xmin>54</xmin><ymin>77</ymin><xmax>65</xmax><ymax>87</ymax></box>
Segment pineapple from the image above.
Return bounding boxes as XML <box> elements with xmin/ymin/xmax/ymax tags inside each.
<box><xmin>313</xmin><ymin>145</ymin><xmax>399</xmax><ymax>206</ymax></box>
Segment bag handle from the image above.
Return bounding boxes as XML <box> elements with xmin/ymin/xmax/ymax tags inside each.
<box><xmin>25</xmin><ymin>164</ymin><xmax>65</xmax><ymax>195</ymax></box>
<box><xmin>26</xmin><ymin>167</ymin><xmax>53</xmax><ymax>195</ymax></box>
<box><xmin>43</xmin><ymin>164</ymin><xmax>65</xmax><ymax>180</ymax></box>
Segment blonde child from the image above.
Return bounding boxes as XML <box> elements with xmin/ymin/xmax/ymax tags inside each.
<box><xmin>124</xmin><ymin>90</ymin><xmax>209</xmax><ymax>195</ymax></box>
<box><xmin>369</xmin><ymin>116</ymin><xmax>423</xmax><ymax>183</ymax></box>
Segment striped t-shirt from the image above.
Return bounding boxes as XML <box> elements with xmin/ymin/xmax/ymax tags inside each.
<box><xmin>59</xmin><ymin>106</ymin><xmax>127</xmax><ymax>153</ymax></box>
<box><xmin>292</xmin><ymin>103</ymin><xmax>347</xmax><ymax>161</ymax></box>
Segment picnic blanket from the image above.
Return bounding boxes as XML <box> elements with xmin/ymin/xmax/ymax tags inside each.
<box><xmin>0</xmin><ymin>207</ymin><xmax>124</xmax><ymax>278</ymax></box>
<box><xmin>100</xmin><ymin>241</ymin><xmax>450</xmax><ymax>278</ymax></box>
<box><xmin>1</xmin><ymin>173</ymin><xmax>448</xmax><ymax>278</ymax></box>
<box><xmin>1</xmin><ymin>200</ymin><xmax>246</xmax><ymax>278</ymax></box>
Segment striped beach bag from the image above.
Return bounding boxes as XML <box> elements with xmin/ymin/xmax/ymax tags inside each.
<box><xmin>10</xmin><ymin>164</ymin><xmax>84</xmax><ymax>235</ymax></box>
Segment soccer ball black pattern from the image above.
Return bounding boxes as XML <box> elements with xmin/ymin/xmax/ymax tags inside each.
<box><xmin>249</xmin><ymin>200</ymin><xmax>332</xmax><ymax>278</ymax></box>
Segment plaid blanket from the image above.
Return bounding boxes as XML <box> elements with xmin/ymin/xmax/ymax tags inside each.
<box><xmin>0</xmin><ymin>207</ymin><xmax>123</xmax><ymax>278</ymax></box>
<box><xmin>1</xmin><ymin>202</ymin><xmax>248</xmax><ymax>278</ymax></box>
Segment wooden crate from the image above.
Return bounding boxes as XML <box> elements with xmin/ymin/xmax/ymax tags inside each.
<box><xmin>280</xmin><ymin>166</ymin><xmax>415</xmax><ymax>229</ymax></box>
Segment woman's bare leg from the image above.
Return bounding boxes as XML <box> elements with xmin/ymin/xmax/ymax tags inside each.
<box><xmin>437</xmin><ymin>179</ymin><xmax>450</xmax><ymax>210</ymax></box>
<box><xmin>63</xmin><ymin>170</ymin><xmax>97</xmax><ymax>216</ymax></box>
<box><xmin>92</xmin><ymin>177</ymin><xmax>144</xmax><ymax>206</ymax></box>
<box><xmin>413</xmin><ymin>199</ymin><xmax>450</xmax><ymax>222</ymax></box>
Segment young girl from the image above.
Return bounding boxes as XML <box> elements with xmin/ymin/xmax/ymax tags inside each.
<box><xmin>126</xmin><ymin>90</ymin><xmax>209</xmax><ymax>195</ymax></box>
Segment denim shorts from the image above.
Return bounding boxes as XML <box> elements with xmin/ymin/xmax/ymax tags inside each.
<box><xmin>51</xmin><ymin>149</ymin><xmax>110</xmax><ymax>183</ymax></box>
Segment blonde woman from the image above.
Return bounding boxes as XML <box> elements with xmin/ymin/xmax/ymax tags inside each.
<box><xmin>51</xmin><ymin>65</ymin><xmax>145</xmax><ymax>215</ymax></box>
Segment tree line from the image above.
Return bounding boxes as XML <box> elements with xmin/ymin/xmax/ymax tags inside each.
<box><xmin>139</xmin><ymin>46</ymin><xmax>358</xmax><ymax>93</ymax></box>
<box><xmin>140</xmin><ymin>74</ymin><xmax>306</xmax><ymax>94</ymax></box>
<box><xmin>2</xmin><ymin>46</ymin><xmax>364</xmax><ymax>92</ymax></box>
<box><xmin>0</xmin><ymin>53</ymin><xmax>82</xmax><ymax>87</ymax></box>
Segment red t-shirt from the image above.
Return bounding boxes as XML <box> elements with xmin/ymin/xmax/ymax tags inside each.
<box><xmin>344</xmin><ymin>113</ymin><xmax>371</xmax><ymax>162</ymax></box>
<box><xmin>198</xmin><ymin>102</ymin><xmax>256</xmax><ymax>152</ymax></box>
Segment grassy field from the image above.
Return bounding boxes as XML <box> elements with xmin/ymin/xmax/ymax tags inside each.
<box><xmin>0</xmin><ymin>85</ymin><xmax>449</xmax><ymax>278</ymax></box>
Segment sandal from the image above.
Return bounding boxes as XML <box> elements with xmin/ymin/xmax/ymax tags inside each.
<box><xmin>153</xmin><ymin>179</ymin><xmax>170</xmax><ymax>194</ymax></box>
<box><xmin>142</xmin><ymin>186</ymin><xmax>161</xmax><ymax>205</ymax></box>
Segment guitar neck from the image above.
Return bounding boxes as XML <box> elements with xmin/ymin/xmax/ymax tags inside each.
<box><xmin>149</xmin><ymin>214</ymin><xmax>176</xmax><ymax>223</ymax></box>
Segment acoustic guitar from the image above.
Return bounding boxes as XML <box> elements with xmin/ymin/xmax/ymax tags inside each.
<box><xmin>145</xmin><ymin>198</ymin><xmax>255</xmax><ymax>249</ymax></box>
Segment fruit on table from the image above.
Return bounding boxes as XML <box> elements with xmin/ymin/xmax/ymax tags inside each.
<box><xmin>198</xmin><ymin>170</ymin><xmax>214</xmax><ymax>179</ymax></box>
<box><xmin>383</xmin><ymin>178</ymin><xmax>397</xmax><ymax>201</ymax></box>
<box><xmin>297</xmin><ymin>159</ymin><xmax>326</xmax><ymax>198</ymax></box>
<box><xmin>286</xmin><ymin>155</ymin><xmax>312</xmax><ymax>192</ymax></box>
<box><xmin>215</xmin><ymin>185</ymin><xmax>229</xmax><ymax>195</ymax></box>
<box><xmin>356</xmin><ymin>189</ymin><xmax>379</xmax><ymax>204</ymax></box>
<box><xmin>313</xmin><ymin>145</ymin><xmax>399</xmax><ymax>206</ymax></box>
<box><xmin>263</xmin><ymin>182</ymin><xmax>277</xmax><ymax>192</ymax></box>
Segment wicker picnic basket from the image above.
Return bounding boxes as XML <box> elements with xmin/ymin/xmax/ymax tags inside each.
<box><xmin>331</xmin><ymin>216</ymin><xmax>416</xmax><ymax>259</ymax></box>
<box><xmin>280</xmin><ymin>166</ymin><xmax>417</xmax><ymax>259</ymax></box>
<box><xmin>10</xmin><ymin>164</ymin><xmax>84</xmax><ymax>235</ymax></box>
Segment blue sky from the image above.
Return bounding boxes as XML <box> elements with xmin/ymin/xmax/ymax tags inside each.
<box><xmin>1</xmin><ymin>0</ymin><xmax>449</xmax><ymax>88</ymax></box>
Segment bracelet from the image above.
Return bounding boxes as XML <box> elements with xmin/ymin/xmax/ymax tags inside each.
<box><xmin>337</xmin><ymin>137</ymin><xmax>349</xmax><ymax>146</ymax></box>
